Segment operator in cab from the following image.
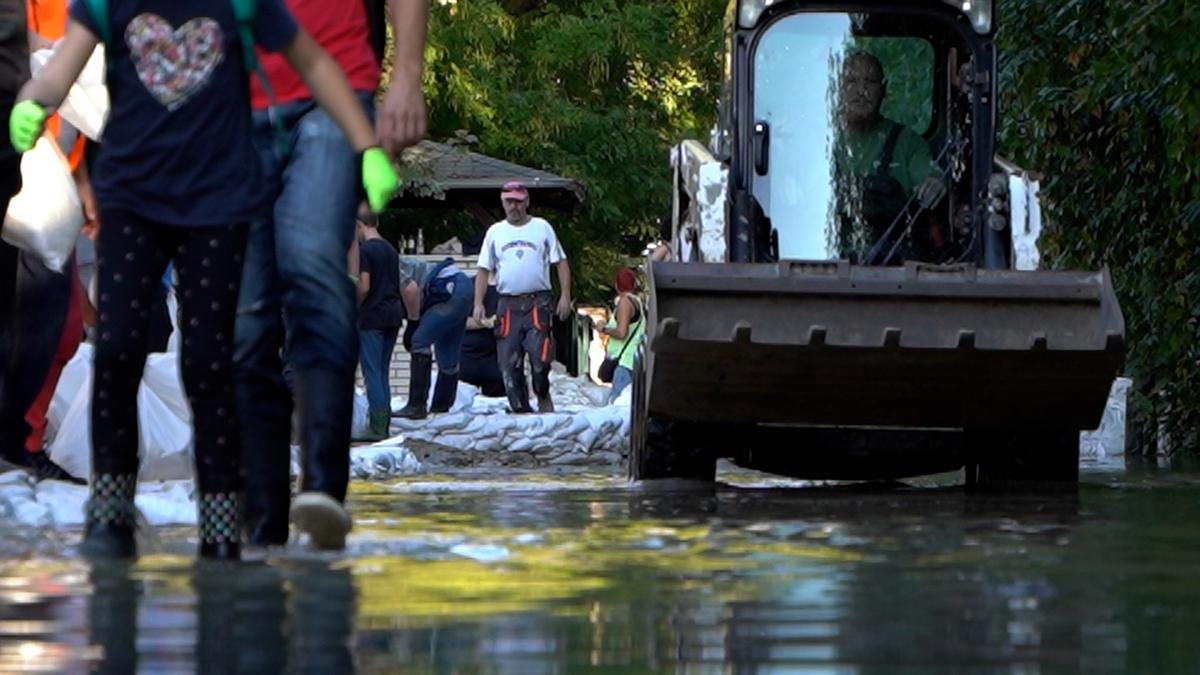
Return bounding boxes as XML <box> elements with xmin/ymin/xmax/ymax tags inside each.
<box><xmin>834</xmin><ymin>51</ymin><xmax>945</xmax><ymax>264</ymax></box>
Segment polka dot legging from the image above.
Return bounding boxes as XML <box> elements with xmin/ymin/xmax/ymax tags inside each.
<box><xmin>92</xmin><ymin>209</ymin><xmax>247</xmax><ymax>495</ymax></box>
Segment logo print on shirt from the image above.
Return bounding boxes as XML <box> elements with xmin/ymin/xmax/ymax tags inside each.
<box><xmin>501</xmin><ymin>240</ymin><xmax>538</xmax><ymax>262</ymax></box>
<box><xmin>126</xmin><ymin>14</ymin><xmax>225</xmax><ymax>110</ymax></box>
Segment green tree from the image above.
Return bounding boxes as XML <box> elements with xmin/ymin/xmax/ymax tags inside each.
<box><xmin>402</xmin><ymin>0</ymin><xmax>727</xmax><ymax>299</ymax></box>
<box><xmin>998</xmin><ymin>0</ymin><xmax>1200</xmax><ymax>454</ymax></box>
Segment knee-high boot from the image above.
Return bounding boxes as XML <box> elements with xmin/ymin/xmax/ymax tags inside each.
<box><xmin>395</xmin><ymin>352</ymin><xmax>431</xmax><ymax>420</ymax></box>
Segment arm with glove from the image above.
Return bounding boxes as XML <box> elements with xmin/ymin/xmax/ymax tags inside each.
<box><xmin>280</xmin><ymin>30</ymin><xmax>398</xmax><ymax>212</ymax></box>
<box><xmin>10</xmin><ymin>22</ymin><xmax>98</xmax><ymax>153</ymax></box>
<box><xmin>401</xmin><ymin>279</ymin><xmax>421</xmax><ymax>351</ymax></box>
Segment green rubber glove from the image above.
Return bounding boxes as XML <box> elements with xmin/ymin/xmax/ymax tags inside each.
<box><xmin>9</xmin><ymin>100</ymin><xmax>47</xmax><ymax>153</ymax></box>
<box><xmin>361</xmin><ymin>146</ymin><xmax>399</xmax><ymax>213</ymax></box>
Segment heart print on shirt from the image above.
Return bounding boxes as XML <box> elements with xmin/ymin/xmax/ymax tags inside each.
<box><xmin>126</xmin><ymin>13</ymin><xmax>225</xmax><ymax>111</ymax></box>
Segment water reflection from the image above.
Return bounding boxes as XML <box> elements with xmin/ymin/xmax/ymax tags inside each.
<box><xmin>3</xmin><ymin>474</ymin><xmax>1200</xmax><ymax>672</ymax></box>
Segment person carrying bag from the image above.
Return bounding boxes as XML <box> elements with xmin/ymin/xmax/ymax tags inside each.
<box><xmin>595</xmin><ymin>268</ymin><xmax>644</xmax><ymax>402</ymax></box>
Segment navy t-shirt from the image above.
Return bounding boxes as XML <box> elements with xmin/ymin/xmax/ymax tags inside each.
<box><xmin>358</xmin><ymin>238</ymin><xmax>403</xmax><ymax>330</ymax></box>
<box><xmin>69</xmin><ymin>0</ymin><xmax>298</xmax><ymax>227</ymax></box>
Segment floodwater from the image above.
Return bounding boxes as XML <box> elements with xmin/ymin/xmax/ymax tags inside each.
<box><xmin>3</xmin><ymin>464</ymin><xmax>1200</xmax><ymax>673</ymax></box>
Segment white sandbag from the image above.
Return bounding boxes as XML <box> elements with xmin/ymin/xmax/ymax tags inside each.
<box><xmin>352</xmin><ymin>389</ymin><xmax>369</xmax><ymax>438</ymax></box>
<box><xmin>46</xmin><ymin>342</ymin><xmax>89</xmax><ymax>442</ymax></box>
<box><xmin>46</xmin><ymin>365</ymin><xmax>91</xmax><ymax>479</ymax></box>
<box><xmin>46</xmin><ymin>346</ymin><xmax>195</xmax><ymax>482</ymax></box>
<box><xmin>136</xmin><ymin>355</ymin><xmax>194</xmax><ymax>482</ymax></box>
<box><xmin>1</xmin><ymin>136</ymin><xmax>84</xmax><ymax>272</ymax></box>
<box><xmin>31</xmin><ymin>44</ymin><xmax>109</xmax><ymax>141</ymax></box>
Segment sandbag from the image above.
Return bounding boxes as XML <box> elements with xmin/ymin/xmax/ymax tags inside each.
<box><xmin>1</xmin><ymin>136</ymin><xmax>84</xmax><ymax>272</ymax></box>
<box><xmin>46</xmin><ymin>345</ymin><xmax>195</xmax><ymax>482</ymax></box>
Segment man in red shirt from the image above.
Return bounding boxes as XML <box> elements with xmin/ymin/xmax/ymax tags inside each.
<box><xmin>235</xmin><ymin>1</ymin><xmax>428</xmax><ymax>550</ymax></box>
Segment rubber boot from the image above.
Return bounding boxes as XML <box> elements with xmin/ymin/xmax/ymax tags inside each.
<box><xmin>80</xmin><ymin>473</ymin><xmax>138</xmax><ymax>559</ymax></box>
<box><xmin>353</xmin><ymin>409</ymin><xmax>388</xmax><ymax>442</ymax></box>
<box><xmin>395</xmin><ymin>352</ymin><xmax>431</xmax><ymax>420</ymax></box>
<box><xmin>429</xmin><ymin>372</ymin><xmax>458</xmax><ymax>413</ymax></box>
<box><xmin>368</xmin><ymin>410</ymin><xmax>390</xmax><ymax>439</ymax></box>
<box><xmin>294</xmin><ymin>366</ymin><xmax>354</xmax><ymax>503</ymax></box>
<box><xmin>236</xmin><ymin>346</ymin><xmax>293</xmax><ymax>548</ymax></box>
<box><xmin>198</xmin><ymin>491</ymin><xmax>241</xmax><ymax>560</ymax></box>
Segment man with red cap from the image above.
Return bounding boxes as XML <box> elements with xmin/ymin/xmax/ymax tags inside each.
<box><xmin>473</xmin><ymin>181</ymin><xmax>572</xmax><ymax>413</ymax></box>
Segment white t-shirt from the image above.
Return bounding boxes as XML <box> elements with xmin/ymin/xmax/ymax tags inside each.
<box><xmin>477</xmin><ymin>217</ymin><xmax>566</xmax><ymax>295</ymax></box>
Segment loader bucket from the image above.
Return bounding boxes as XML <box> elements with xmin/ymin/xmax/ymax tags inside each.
<box><xmin>642</xmin><ymin>260</ymin><xmax>1125</xmax><ymax>433</ymax></box>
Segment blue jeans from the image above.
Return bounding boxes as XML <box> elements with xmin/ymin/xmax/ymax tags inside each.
<box><xmin>359</xmin><ymin>326</ymin><xmax>400</xmax><ymax>411</ymax></box>
<box><xmin>234</xmin><ymin>94</ymin><xmax>372</xmax><ymax>544</ymax></box>
<box><xmin>610</xmin><ymin>365</ymin><xmax>633</xmax><ymax>403</ymax></box>
<box><xmin>411</xmin><ymin>272</ymin><xmax>472</xmax><ymax>373</ymax></box>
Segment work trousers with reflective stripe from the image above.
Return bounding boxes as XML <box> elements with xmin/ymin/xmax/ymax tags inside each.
<box><xmin>495</xmin><ymin>292</ymin><xmax>554</xmax><ymax>412</ymax></box>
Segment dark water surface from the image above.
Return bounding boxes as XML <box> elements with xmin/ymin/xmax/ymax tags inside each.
<box><xmin>3</xmin><ymin>467</ymin><xmax>1200</xmax><ymax>673</ymax></box>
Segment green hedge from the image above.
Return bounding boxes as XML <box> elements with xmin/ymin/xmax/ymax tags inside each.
<box><xmin>998</xmin><ymin>0</ymin><xmax>1200</xmax><ymax>454</ymax></box>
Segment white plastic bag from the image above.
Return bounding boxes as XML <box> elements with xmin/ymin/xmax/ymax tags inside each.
<box><xmin>46</xmin><ymin>344</ymin><xmax>196</xmax><ymax>482</ymax></box>
<box><xmin>0</xmin><ymin>136</ymin><xmax>84</xmax><ymax>272</ymax></box>
<box><xmin>31</xmin><ymin>44</ymin><xmax>109</xmax><ymax>141</ymax></box>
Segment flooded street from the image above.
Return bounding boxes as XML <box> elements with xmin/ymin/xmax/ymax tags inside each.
<box><xmin>4</xmin><ymin>465</ymin><xmax>1200</xmax><ymax>673</ymax></box>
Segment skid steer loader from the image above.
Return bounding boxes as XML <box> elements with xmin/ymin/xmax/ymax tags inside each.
<box><xmin>630</xmin><ymin>0</ymin><xmax>1125</xmax><ymax>484</ymax></box>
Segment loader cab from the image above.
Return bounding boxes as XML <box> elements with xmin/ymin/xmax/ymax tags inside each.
<box><xmin>720</xmin><ymin>0</ymin><xmax>1004</xmax><ymax>267</ymax></box>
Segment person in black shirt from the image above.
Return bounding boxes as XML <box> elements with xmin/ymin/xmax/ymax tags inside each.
<box><xmin>355</xmin><ymin>212</ymin><xmax>403</xmax><ymax>441</ymax></box>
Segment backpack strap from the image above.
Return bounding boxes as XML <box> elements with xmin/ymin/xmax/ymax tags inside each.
<box><xmin>228</xmin><ymin>0</ymin><xmax>277</xmax><ymax>105</ymax></box>
<box><xmin>84</xmin><ymin>0</ymin><xmax>111</xmax><ymax>45</ymax></box>
<box><xmin>230</xmin><ymin>0</ymin><xmax>259</xmax><ymax>73</ymax></box>
<box><xmin>228</xmin><ymin>0</ymin><xmax>291</xmax><ymax>153</ymax></box>
<box><xmin>84</xmin><ymin>0</ymin><xmax>271</xmax><ymax>105</ymax></box>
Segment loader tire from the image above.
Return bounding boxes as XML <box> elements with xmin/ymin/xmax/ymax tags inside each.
<box><xmin>628</xmin><ymin>352</ymin><xmax>716</xmax><ymax>482</ymax></box>
<box><xmin>965</xmin><ymin>429</ymin><xmax>1080</xmax><ymax>486</ymax></box>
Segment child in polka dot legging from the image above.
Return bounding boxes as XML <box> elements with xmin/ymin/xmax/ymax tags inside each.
<box><xmin>9</xmin><ymin>0</ymin><xmax>399</xmax><ymax>560</ymax></box>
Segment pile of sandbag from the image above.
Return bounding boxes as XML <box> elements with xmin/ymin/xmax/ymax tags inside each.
<box><xmin>381</xmin><ymin>371</ymin><xmax>631</xmax><ymax>466</ymax></box>
<box><xmin>46</xmin><ymin>342</ymin><xmax>195</xmax><ymax>482</ymax></box>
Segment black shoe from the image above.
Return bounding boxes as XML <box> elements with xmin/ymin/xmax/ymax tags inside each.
<box><xmin>80</xmin><ymin>522</ymin><xmax>137</xmax><ymax>559</ymax></box>
<box><xmin>29</xmin><ymin>452</ymin><xmax>85</xmax><ymax>485</ymax></box>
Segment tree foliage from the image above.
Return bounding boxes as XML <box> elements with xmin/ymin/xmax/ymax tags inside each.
<box><xmin>414</xmin><ymin>0</ymin><xmax>727</xmax><ymax>299</ymax></box>
<box><xmin>998</xmin><ymin>0</ymin><xmax>1200</xmax><ymax>454</ymax></box>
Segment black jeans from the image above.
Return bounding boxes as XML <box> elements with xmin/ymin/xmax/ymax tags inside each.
<box><xmin>0</xmin><ymin>246</ymin><xmax>73</xmax><ymax>461</ymax></box>
<box><xmin>459</xmin><ymin>341</ymin><xmax>505</xmax><ymax>397</ymax></box>
<box><xmin>91</xmin><ymin>209</ymin><xmax>246</xmax><ymax>494</ymax></box>
<box><xmin>0</xmin><ymin>92</ymin><xmax>33</xmax><ymax>463</ymax></box>
<box><xmin>495</xmin><ymin>292</ymin><xmax>555</xmax><ymax>411</ymax></box>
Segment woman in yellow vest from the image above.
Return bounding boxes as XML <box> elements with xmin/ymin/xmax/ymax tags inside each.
<box><xmin>597</xmin><ymin>267</ymin><xmax>645</xmax><ymax>403</ymax></box>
